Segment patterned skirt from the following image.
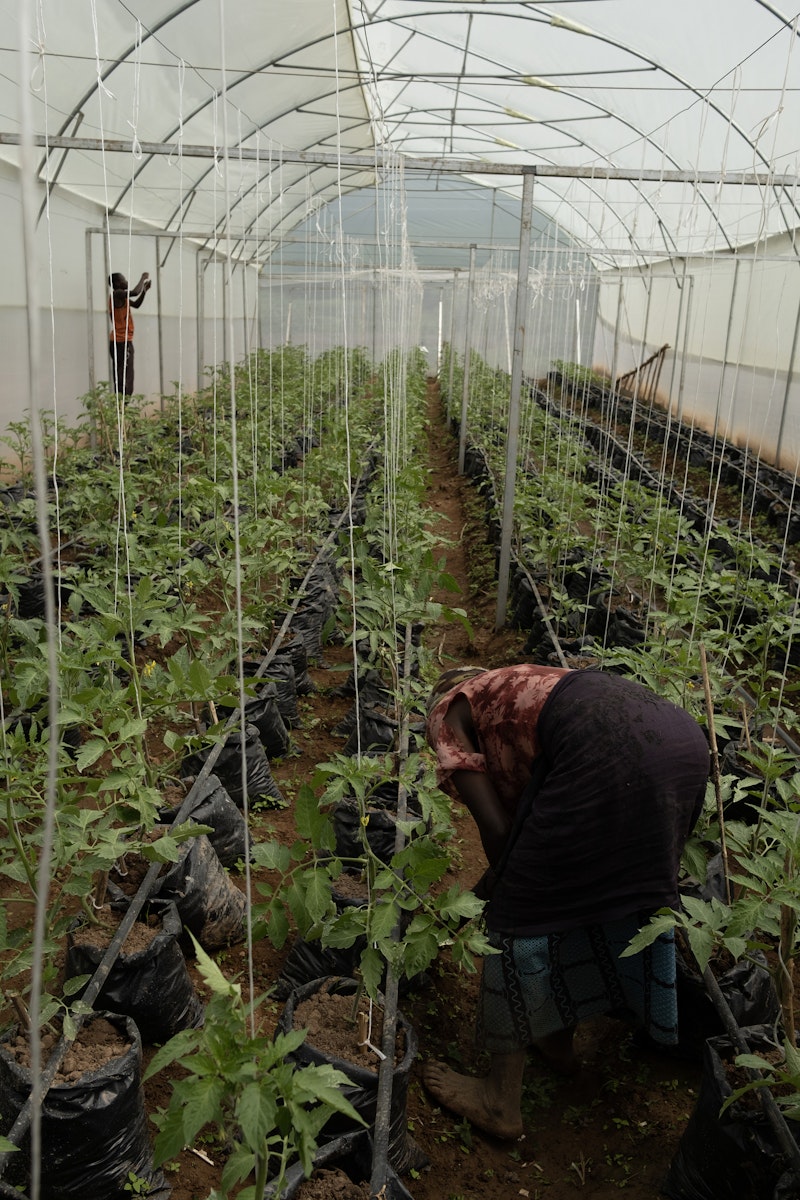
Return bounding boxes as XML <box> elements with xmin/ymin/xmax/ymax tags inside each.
<box><xmin>478</xmin><ymin>917</ymin><xmax>678</xmax><ymax>1054</ymax></box>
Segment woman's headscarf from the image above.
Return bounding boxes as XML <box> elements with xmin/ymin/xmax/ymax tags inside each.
<box><xmin>425</xmin><ymin>665</ymin><xmax>487</xmax><ymax>717</ymax></box>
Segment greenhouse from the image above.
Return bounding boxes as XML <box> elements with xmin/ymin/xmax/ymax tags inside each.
<box><xmin>2</xmin><ymin>2</ymin><xmax>800</xmax><ymax>1198</ymax></box>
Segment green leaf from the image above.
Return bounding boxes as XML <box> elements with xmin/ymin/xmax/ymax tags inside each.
<box><xmin>251</xmin><ymin>839</ymin><xmax>292</xmax><ymax>872</ymax></box>
<box><xmin>304</xmin><ymin>870</ymin><xmax>334</xmax><ymax>925</ymax></box>
<box><xmin>295</xmin><ymin>782</ymin><xmax>329</xmax><ymax>847</ymax></box>
<box><xmin>368</xmin><ymin>898</ymin><xmax>400</xmax><ymax>942</ymax></box>
<box><xmin>237</xmin><ymin>1081</ymin><xmax>277</xmax><ymax>1148</ymax></box>
<box><xmin>436</xmin><ymin>886</ymin><xmax>485</xmax><ymax>923</ymax></box>
<box><xmin>619</xmin><ymin>913</ymin><xmax>677</xmax><ymax>958</ymax></box>
<box><xmin>75</xmin><ymin>739</ymin><xmax>107</xmax><ymax>772</ymax></box>
<box><xmin>191</xmin><ymin>933</ymin><xmax>242</xmax><ymax>1000</ymax></box>
<box><xmin>143</xmin><ymin>1027</ymin><xmax>201</xmax><ymax>1081</ymax></box>
<box><xmin>359</xmin><ymin>945</ymin><xmax>384</xmax><ymax>998</ymax></box>
<box><xmin>266</xmin><ymin>901</ymin><xmax>290</xmax><ymax>950</ymax></box>
<box><xmin>684</xmin><ymin>925</ymin><xmax>716</xmax><ymax>974</ymax></box>
<box><xmin>152</xmin><ymin>1101</ymin><xmax>189</xmax><ymax>1166</ymax></box>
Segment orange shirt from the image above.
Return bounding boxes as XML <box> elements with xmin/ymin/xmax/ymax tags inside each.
<box><xmin>109</xmin><ymin>297</ymin><xmax>133</xmax><ymax>342</ymax></box>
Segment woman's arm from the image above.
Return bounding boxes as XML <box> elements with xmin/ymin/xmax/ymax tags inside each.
<box><xmin>129</xmin><ymin>273</ymin><xmax>151</xmax><ymax>307</ymax></box>
<box><xmin>445</xmin><ymin>696</ymin><xmax>511</xmax><ymax>866</ymax></box>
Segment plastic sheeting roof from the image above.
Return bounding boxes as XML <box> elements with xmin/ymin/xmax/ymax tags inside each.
<box><xmin>1</xmin><ymin>0</ymin><xmax>799</xmax><ymax>263</ymax></box>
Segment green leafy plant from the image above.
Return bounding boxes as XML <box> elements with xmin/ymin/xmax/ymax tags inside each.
<box><xmin>144</xmin><ymin>935</ymin><xmax>364</xmax><ymax>1200</ymax></box>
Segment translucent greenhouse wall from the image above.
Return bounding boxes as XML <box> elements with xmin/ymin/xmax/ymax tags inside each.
<box><xmin>258</xmin><ymin>272</ymin><xmax>425</xmax><ymax>364</ymax></box>
<box><xmin>0</xmin><ymin>157</ymin><xmax>257</xmax><ymax>458</ymax></box>
<box><xmin>593</xmin><ymin>236</ymin><xmax>800</xmax><ymax>471</ymax></box>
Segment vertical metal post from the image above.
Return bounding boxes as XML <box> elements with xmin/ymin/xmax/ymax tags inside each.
<box><xmin>241</xmin><ymin>265</ymin><xmax>249</xmax><ymax>361</ymax></box>
<box><xmin>196</xmin><ymin>251</ymin><xmax>206</xmax><ymax>391</ymax></box>
<box><xmin>775</xmin><ymin>287</ymin><xmax>800</xmax><ymax>466</ymax></box>
<box><xmin>222</xmin><ymin>259</ymin><xmax>229</xmax><ymax>367</ymax></box>
<box><xmin>714</xmin><ymin>259</ymin><xmax>741</xmax><ymax>440</ymax></box>
<box><xmin>458</xmin><ymin>244</ymin><xmax>478</xmax><ymax>474</ymax></box>
<box><xmin>495</xmin><ymin>172</ymin><xmax>535</xmax><ymax>629</ymax></box>
<box><xmin>155</xmin><ymin>236</ymin><xmax>165</xmax><ymax>407</ymax></box>
<box><xmin>372</xmin><ymin>269</ymin><xmax>378</xmax><ymax>363</ymax></box>
<box><xmin>665</xmin><ymin>258</ymin><xmax>689</xmax><ymax>418</ymax></box>
<box><xmin>436</xmin><ymin>286</ymin><xmax>444</xmax><ymax>376</ymax></box>
<box><xmin>85</xmin><ymin>229</ymin><xmax>96</xmax><ymax>394</ymax></box>
<box><xmin>446</xmin><ymin>269</ymin><xmax>459</xmax><ymax>416</ymax></box>
<box><xmin>285</xmin><ymin>301</ymin><xmax>293</xmax><ymax>345</ymax></box>
<box><xmin>676</xmin><ymin>274</ymin><xmax>694</xmax><ymax>422</ymax></box>
<box><xmin>609</xmin><ymin>276</ymin><xmax>625</xmax><ymax>385</ymax></box>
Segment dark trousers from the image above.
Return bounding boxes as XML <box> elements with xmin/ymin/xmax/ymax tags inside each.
<box><xmin>110</xmin><ymin>340</ymin><xmax>134</xmax><ymax>395</ymax></box>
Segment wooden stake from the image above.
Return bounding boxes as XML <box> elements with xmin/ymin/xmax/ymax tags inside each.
<box><xmin>10</xmin><ymin>993</ymin><xmax>30</xmax><ymax>1031</ymax></box>
<box><xmin>699</xmin><ymin>645</ymin><xmax>732</xmax><ymax>905</ymax></box>
<box><xmin>92</xmin><ymin>869</ymin><xmax>108</xmax><ymax>910</ymax></box>
<box><xmin>779</xmin><ymin>850</ymin><xmax>796</xmax><ymax>1046</ymax></box>
<box><xmin>740</xmin><ymin>699</ymin><xmax>753</xmax><ymax>753</ymax></box>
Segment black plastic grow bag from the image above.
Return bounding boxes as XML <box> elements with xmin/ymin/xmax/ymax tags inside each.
<box><xmin>662</xmin><ymin>1025</ymin><xmax>800</xmax><ymax>1200</ymax></box>
<box><xmin>0</xmin><ymin>1012</ymin><xmax>169</xmax><ymax>1200</ymax></box>
<box><xmin>159</xmin><ymin>774</ymin><xmax>247</xmax><ymax>869</ymax></box>
<box><xmin>262</xmin><ymin>1129</ymin><xmax>415</xmax><ymax>1199</ymax></box>
<box><xmin>277</xmin><ymin>977</ymin><xmax>425</xmax><ymax>1176</ymax></box>
<box><xmin>65</xmin><ymin>898</ymin><xmax>204</xmax><ymax>1044</ymax></box>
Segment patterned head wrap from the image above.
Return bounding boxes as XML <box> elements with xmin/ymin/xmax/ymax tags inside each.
<box><xmin>425</xmin><ymin>666</ymin><xmax>487</xmax><ymax>717</ymax></box>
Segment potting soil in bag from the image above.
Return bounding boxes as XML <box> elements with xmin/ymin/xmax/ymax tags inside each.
<box><xmin>277</xmin><ymin>977</ymin><xmax>427</xmax><ymax>1177</ymax></box>
<box><xmin>153</xmin><ymin>833</ymin><xmax>246</xmax><ymax>951</ymax></box>
<box><xmin>183</xmin><ymin>723</ymin><xmax>286</xmax><ymax>808</ymax></box>
<box><xmin>160</xmin><ymin>773</ymin><xmax>248</xmax><ymax>868</ymax></box>
<box><xmin>662</xmin><ymin>1024</ymin><xmax>796</xmax><ymax>1200</ymax></box>
<box><xmin>65</xmin><ymin>898</ymin><xmax>204</xmax><ymax>1044</ymax></box>
<box><xmin>263</xmin><ymin>1129</ymin><xmax>415</xmax><ymax>1199</ymax></box>
<box><xmin>0</xmin><ymin>1012</ymin><xmax>169</xmax><ymax>1200</ymax></box>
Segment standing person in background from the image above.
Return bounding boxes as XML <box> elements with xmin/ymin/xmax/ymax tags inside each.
<box><xmin>422</xmin><ymin>663</ymin><xmax>710</xmax><ymax>1140</ymax></box>
<box><xmin>108</xmin><ymin>271</ymin><xmax>151</xmax><ymax>396</ymax></box>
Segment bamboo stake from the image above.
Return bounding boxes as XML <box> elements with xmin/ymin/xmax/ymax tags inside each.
<box><xmin>699</xmin><ymin>645</ymin><xmax>732</xmax><ymax>905</ymax></box>
<box><xmin>740</xmin><ymin>699</ymin><xmax>753</xmax><ymax>753</ymax></box>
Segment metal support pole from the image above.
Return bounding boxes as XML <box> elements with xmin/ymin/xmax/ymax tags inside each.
<box><xmin>372</xmin><ymin>270</ymin><xmax>378</xmax><ymax>362</ymax></box>
<box><xmin>222</xmin><ymin>260</ymin><xmax>229</xmax><ymax>367</ymax></box>
<box><xmin>155</xmin><ymin>236</ymin><xmax>165</xmax><ymax>406</ymax></box>
<box><xmin>776</xmin><ymin>287</ymin><xmax>800</xmax><ymax>466</ymax></box>
<box><xmin>285</xmin><ymin>301</ymin><xmax>293</xmax><ymax>345</ymax></box>
<box><xmin>496</xmin><ymin>172</ymin><xmax>535</xmax><ymax>629</ymax></box>
<box><xmin>665</xmin><ymin>258</ymin><xmax>690</xmax><ymax>419</ymax></box>
<box><xmin>436</xmin><ymin>286</ymin><xmax>444</xmax><ymax>376</ymax></box>
<box><xmin>241</xmin><ymin>265</ymin><xmax>249</xmax><ymax>361</ymax></box>
<box><xmin>446</xmin><ymin>269</ymin><xmax>459</xmax><ymax>416</ymax></box>
<box><xmin>676</xmin><ymin>274</ymin><xmax>694</xmax><ymax>423</ymax></box>
<box><xmin>715</xmin><ymin>259</ymin><xmax>741</xmax><ymax>441</ymax></box>
<box><xmin>196</xmin><ymin>251</ymin><xmax>206</xmax><ymax>390</ymax></box>
<box><xmin>609</xmin><ymin>277</ymin><xmax>625</xmax><ymax>385</ymax></box>
<box><xmin>458</xmin><ymin>244</ymin><xmax>478</xmax><ymax>474</ymax></box>
<box><xmin>85</xmin><ymin>229</ymin><xmax>96</xmax><ymax>395</ymax></box>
